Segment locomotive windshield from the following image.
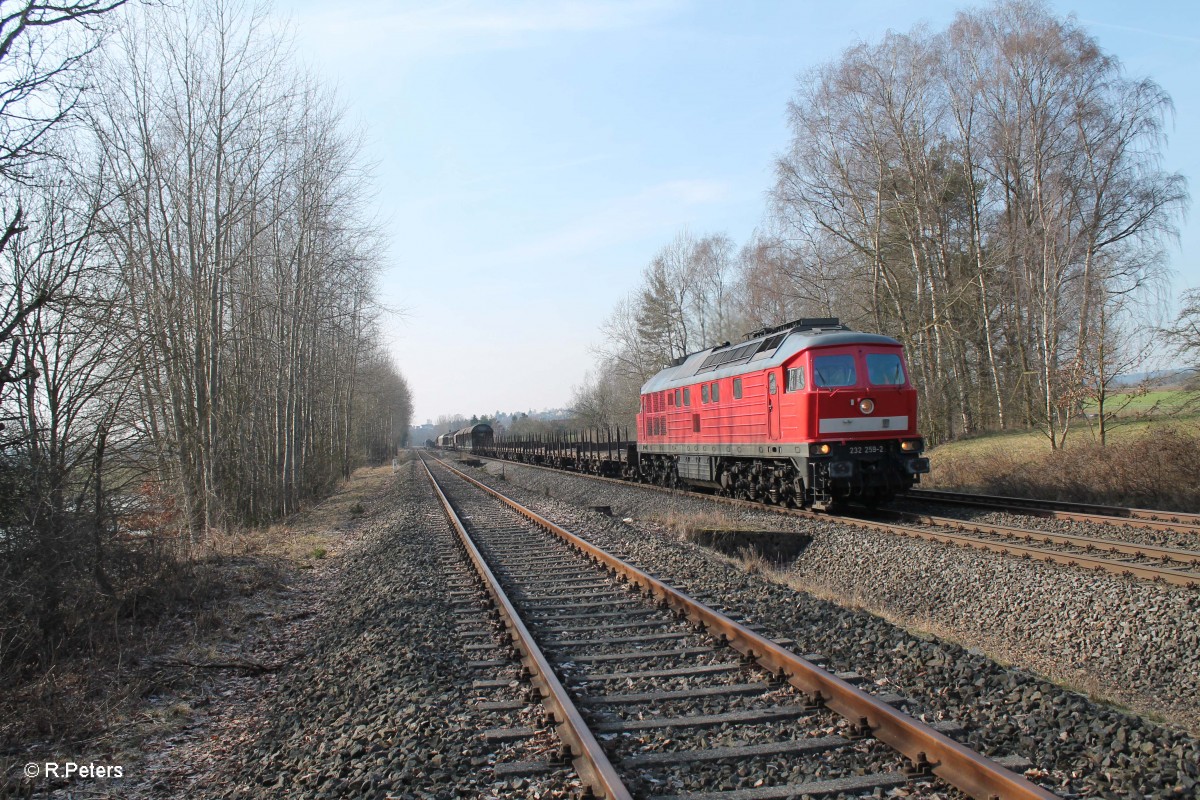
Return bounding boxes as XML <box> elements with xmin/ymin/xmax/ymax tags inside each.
<box><xmin>813</xmin><ymin>354</ymin><xmax>856</xmax><ymax>387</ymax></box>
<box><xmin>866</xmin><ymin>353</ymin><xmax>905</xmax><ymax>385</ymax></box>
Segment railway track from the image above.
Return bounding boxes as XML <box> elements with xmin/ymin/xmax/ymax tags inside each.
<box><xmin>421</xmin><ymin>453</ymin><xmax>1058</xmax><ymax>800</ymax></box>
<box><xmin>902</xmin><ymin>488</ymin><xmax>1200</xmax><ymax>536</ymax></box>
<box><xmin>852</xmin><ymin>507</ymin><xmax>1200</xmax><ymax>587</ymax></box>
<box><xmin>447</xmin><ymin>452</ymin><xmax>1200</xmax><ymax>588</ymax></box>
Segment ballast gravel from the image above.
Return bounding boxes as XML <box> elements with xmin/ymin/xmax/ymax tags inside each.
<box><xmin>429</xmin><ymin>463</ymin><xmax>951</xmax><ymax>799</ymax></box>
<box><xmin>461</xmin><ymin>456</ymin><xmax>1200</xmax><ymax>799</ymax></box>
<box><xmin>189</xmin><ymin>460</ymin><xmax>577</xmax><ymax>800</ymax></box>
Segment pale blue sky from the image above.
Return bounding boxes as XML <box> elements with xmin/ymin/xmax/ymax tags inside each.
<box><xmin>273</xmin><ymin>0</ymin><xmax>1199</xmax><ymax>424</ymax></box>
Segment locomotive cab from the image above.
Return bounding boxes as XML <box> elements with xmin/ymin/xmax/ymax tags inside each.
<box><xmin>791</xmin><ymin>344</ymin><xmax>929</xmax><ymax>508</ymax></box>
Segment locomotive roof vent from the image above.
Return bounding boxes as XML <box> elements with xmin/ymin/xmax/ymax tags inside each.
<box><xmin>743</xmin><ymin>316</ymin><xmax>845</xmax><ymax>341</ymax></box>
<box><xmin>669</xmin><ymin>318</ymin><xmax>850</xmax><ymax>373</ymax></box>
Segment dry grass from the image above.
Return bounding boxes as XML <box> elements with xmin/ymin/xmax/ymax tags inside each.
<box><xmin>928</xmin><ymin>426</ymin><xmax>1200</xmax><ymax>511</ymax></box>
<box><xmin>0</xmin><ymin>463</ymin><xmax>396</xmax><ymax>765</ymax></box>
<box><xmin>222</xmin><ymin>464</ymin><xmax>393</xmax><ymax>564</ymax></box>
<box><xmin>733</xmin><ymin>546</ymin><xmax>770</xmax><ymax>575</ymax></box>
<box><xmin>645</xmin><ymin>508</ymin><xmax>759</xmax><ymax>540</ymax></box>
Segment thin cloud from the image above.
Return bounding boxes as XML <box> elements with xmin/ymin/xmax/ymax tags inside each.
<box><xmin>489</xmin><ymin>178</ymin><xmax>730</xmax><ymax>265</ymax></box>
<box><xmin>1079</xmin><ymin>19</ymin><xmax>1200</xmax><ymax>47</ymax></box>
<box><xmin>289</xmin><ymin>0</ymin><xmax>682</xmax><ymax>59</ymax></box>
<box><xmin>392</xmin><ymin>152</ymin><xmax>618</xmax><ymax>213</ymax></box>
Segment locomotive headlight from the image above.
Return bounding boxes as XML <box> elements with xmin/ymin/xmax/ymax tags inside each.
<box><xmin>816</xmin><ymin>443</ymin><xmax>831</xmax><ymax>455</ymax></box>
<box><xmin>859</xmin><ymin>398</ymin><xmax>875</xmax><ymax>415</ymax></box>
<box><xmin>901</xmin><ymin>439</ymin><xmax>919</xmax><ymax>451</ymax></box>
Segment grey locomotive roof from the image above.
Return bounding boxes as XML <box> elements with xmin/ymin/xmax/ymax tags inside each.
<box><xmin>640</xmin><ymin>327</ymin><xmax>901</xmax><ymax>394</ymax></box>
<box><xmin>455</xmin><ymin>423</ymin><xmax>493</xmax><ymax>436</ymax></box>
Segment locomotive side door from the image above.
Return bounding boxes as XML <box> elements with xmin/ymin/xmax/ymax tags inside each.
<box><xmin>767</xmin><ymin>370</ymin><xmax>781</xmax><ymax>440</ymax></box>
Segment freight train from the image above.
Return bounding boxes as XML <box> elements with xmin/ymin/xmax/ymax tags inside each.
<box><xmin>438</xmin><ymin>318</ymin><xmax>929</xmax><ymax>509</ymax></box>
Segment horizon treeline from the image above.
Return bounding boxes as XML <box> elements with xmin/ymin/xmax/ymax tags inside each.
<box><xmin>0</xmin><ymin>0</ymin><xmax>410</xmax><ymax>674</ymax></box>
<box><xmin>576</xmin><ymin>0</ymin><xmax>1192</xmax><ymax>448</ymax></box>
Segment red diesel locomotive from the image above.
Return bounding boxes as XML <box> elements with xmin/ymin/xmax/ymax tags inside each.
<box><xmin>636</xmin><ymin>318</ymin><xmax>929</xmax><ymax>509</ymax></box>
<box><xmin>457</xmin><ymin>317</ymin><xmax>929</xmax><ymax>509</ymax></box>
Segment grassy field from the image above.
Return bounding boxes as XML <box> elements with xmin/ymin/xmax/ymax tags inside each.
<box><xmin>1082</xmin><ymin>388</ymin><xmax>1200</xmax><ymax>417</ymax></box>
<box><xmin>924</xmin><ymin>390</ymin><xmax>1200</xmax><ymax>510</ymax></box>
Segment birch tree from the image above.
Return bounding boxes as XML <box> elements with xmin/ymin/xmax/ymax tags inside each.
<box><xmin>767</xmin><ymin>0</ymin><xmax>1185</xmax><ymax>444</ymax></box>
<box><xmin>92</xmin><ymin>0</ymin><xmax>408</xmax><ymax>532</ymax></box>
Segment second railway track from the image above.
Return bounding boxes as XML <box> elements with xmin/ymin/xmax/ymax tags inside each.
<box><xmin>842</xmin><ymin>507</ymin><xmax>1200</xmax><ymax>587</ymax></box>
<box><xmin>902</xmin><ymin>488</ymin><xmax>1200</xmax><ymax>535</ymax></box>
<box><xmin>452</xmin><ymin>451</ymin><xmax>1200</xmax><ymax>588</ymax></box>
<box><xmin>421</xmin><ymin>453</ymin><xmax>1058</xmax><ymax>800</ymax></box>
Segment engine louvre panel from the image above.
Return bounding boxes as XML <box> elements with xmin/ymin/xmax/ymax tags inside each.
<box><xmin>677</xmin><ymin>454</ymin><xmax>716</xmax><ymax>482</ymax></box>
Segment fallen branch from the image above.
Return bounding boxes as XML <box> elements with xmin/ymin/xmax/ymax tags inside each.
<box><xmin>150</xmin><ymin>657</ymin><xmax>289</xmax><ymax>674</ymax></box>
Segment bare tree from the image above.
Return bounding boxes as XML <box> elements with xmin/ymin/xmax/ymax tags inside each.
<box><xmin>766</xmin><ymin>0</ymin><xmax>1185</xmax><ymax>445</ymax></box>
<box><xmin>0</xmin><ymin>0</ymin><xmax>412</xmax><ymax>707</ymax></box>
<box><xmin>0</xmin><ymin>0</ymin><xmax>128</xmax><ymax>406</ymax></box>
<box><xmin>0</xmin><ymin>159</ymin><xmax>125</xmax><ymax>666</ymax></box>
<box><xmin>0</xmin><ymin>0</ymin><xmax>134</xmax><ymax>676</ymax></box>
<box><xmin>91</xmin><ymin>0</ymin><xmax>404</xmax><ymax>531</ymax></box>
<box><xmin>950</xmin><ymin>1</ymin><xmax>1184</xmax><ymax>447</ymax></box>
<box><xmin>1166</xmin><ymin>289</ymin><xmax>1200</xmax><ymax>367</ymax></box>
<box><xmin>571</xmin><ymin>364</ymin><xmax>641</xmax><ymax>431</ymax></box>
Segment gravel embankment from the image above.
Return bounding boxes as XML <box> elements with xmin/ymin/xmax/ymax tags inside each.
<box><xmin>181</xmin><ymin>460</ymin><xmax>576</xmax><ymax>800</ymax></box>
<box><xmin>461</xmin><ymin>456</ymin><xmax>1200</xmax><ymax>799</ymax></box>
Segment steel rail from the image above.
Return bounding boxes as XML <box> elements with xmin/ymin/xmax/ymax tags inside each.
<box><xmin>875</xmin><ymin>509</ymin><xmax>1200</xmax><ymax>568</ymax></box>
<box><xmin>431</xmin><ymin>456</ymin><xmax>1060</xmax><ymax>800</ymax></box>
<box><xmin>867</xmin><ymin>522</ymin><xmax>1200</xmax><ymax>586</ymax></box>
<box><xmin>904</xmin><ymin>488</ymin><xmax>1200</xmax><ymax>534</ymax></box>
<box><xmin>419</xmin><ymin>456</ymin><xmax>633</xmax><ymax>800</ymax></box>
<box><xmin>455</xmin><ymin>453</ymin><xmax>1200</xmax><ymax>587</ymax></box>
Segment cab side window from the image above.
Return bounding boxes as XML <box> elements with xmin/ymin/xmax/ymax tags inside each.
<box><xmin>768</xmin><ymin>372</ymin><xmax>777</xmax><ymax>395</ymax></box>
<box><xmin>711</xmin><ymin>382</ymin><xmax>719</xmax><ymax>402</ymax></box>
<box><xmin>786</xmin><ymin>367</ymin><xmax>805</xmax><ymax>392</ymax></box>
<box><xmin>733</xmin><ymin>378</ymin><xmax>743</xmax><ymax>399</ymax></box>
<box><xmin>683</xmin><ymin>387</ymin><xmax>691</xmax><ymax>406</ymax></box>
<box><xmin>701</xmin><ymin>384</ymin><xmax>709</xmax><ymax>404</ymax></box>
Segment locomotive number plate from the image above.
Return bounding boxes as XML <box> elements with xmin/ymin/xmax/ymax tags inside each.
<box><xmin>847</xmin><ymin>444</ymin><xmax>887</xmax><ymax>455</ymax></box>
